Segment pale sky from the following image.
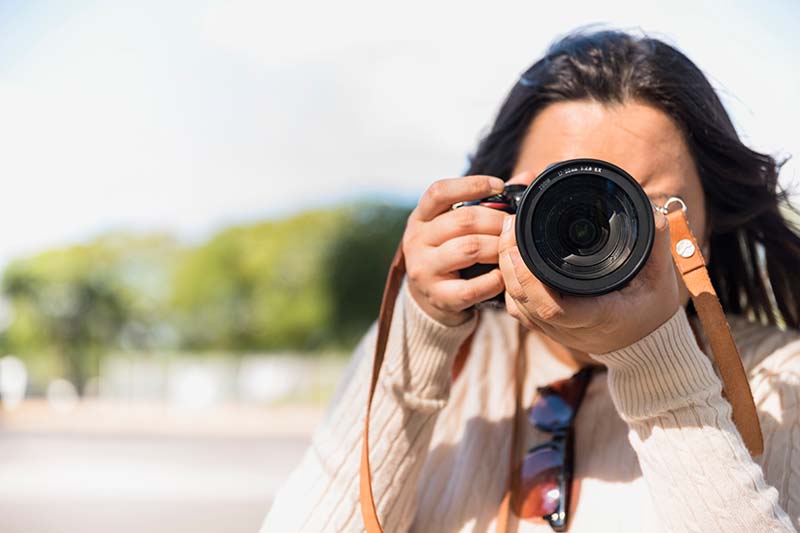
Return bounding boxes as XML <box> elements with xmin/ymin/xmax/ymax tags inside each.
<box><xmin>0</xmin><ymin>0</ymin><xmax>797</xmax><ymax>265</ymax></box>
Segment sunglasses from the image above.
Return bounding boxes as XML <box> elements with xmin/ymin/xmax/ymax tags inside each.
<box><xmin>510</xmin><ymin>365</ymin><xmax>597</xmax><ymax>531</ymax></box>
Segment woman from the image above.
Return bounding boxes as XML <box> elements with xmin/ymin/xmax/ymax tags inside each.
<box><xmin>262</xmin><ymin>29</ymin><xmax>800</xmax><ymax>532</ymax></box>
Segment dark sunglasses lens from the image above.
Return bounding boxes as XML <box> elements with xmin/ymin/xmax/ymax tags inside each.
<box><xmin>512</xmin><ymin>446</ymin><xmax>564</xmax><ymax>519</ymax></box>
<box><xmin>530</xmin><ymin>393</ymin><xmax>573</xmax><ymax>430</ymax></box>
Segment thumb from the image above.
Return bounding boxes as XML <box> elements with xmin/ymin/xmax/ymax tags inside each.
<box><xmin>654</xmin><ymin>206</ymin><xmax>670</xmax><ymax>247</ymax></box>
<box><xmin>649</xmin><ymin>206</ymin><xmax>675</xmax><ymax>280</ymax></box>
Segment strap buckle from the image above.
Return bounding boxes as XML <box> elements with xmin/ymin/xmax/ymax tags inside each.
<box><xmin>654</xmin><ymin>196</ymin><xmax>687</xmax><ymax>215</ymax></box>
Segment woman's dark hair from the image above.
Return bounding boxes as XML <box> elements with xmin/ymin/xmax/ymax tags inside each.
<box><xmin>465</xmin><ymin>28</ymin><xmax>800</xmax><ymax>329</ymax></box>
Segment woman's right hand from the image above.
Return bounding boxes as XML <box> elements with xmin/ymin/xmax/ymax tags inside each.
<box><xmin>403</xmin><ymin>174</ymin><xmax>518</xmax><ymax>327</ymax></box>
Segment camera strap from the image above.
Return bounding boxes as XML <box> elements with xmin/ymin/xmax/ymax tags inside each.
<box><xmin>358</xmin><ymin>203</ymin><xmax>763</xmax><ymax>533</ymax></box>
<box><xmin>664</xmin><ymin>203</ymin><xmax>763</xmax><ymax>457</ymax></box>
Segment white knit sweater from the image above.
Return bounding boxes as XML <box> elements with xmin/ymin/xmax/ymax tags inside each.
<box><xmin>262</xmin><ymin>277</ymin><xmax>800</xmax><ymax>532</ymax></box>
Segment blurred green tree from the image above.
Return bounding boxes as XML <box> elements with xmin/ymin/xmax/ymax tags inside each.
<box><xmin>0</xmin><ymin>201</ymin><xmax>413</xmax><ymax>392</ymax></box>
<box><xmin>0</xmin><ymin>234</ymin><xmax>179</xmax><ymax>393</ymax></box>
<box><xmin>323</xmin><ymin>202</ymin><xmax>411</xmax><ymax>347</ymax></box>
<box><xmin>170</xmin><ymin>202</ymin><xmax>411</xmax><ymax>353</ymax></box>
<box><xmin>170</xmin><ymin>207</ymin><xmax>352</xmax><ymax>352</ymax></box>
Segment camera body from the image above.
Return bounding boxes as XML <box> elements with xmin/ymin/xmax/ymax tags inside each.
<box><xmin>458</xmin><ymin>158</ymin><xmax>655</xmax><ymax>308</ymax></box>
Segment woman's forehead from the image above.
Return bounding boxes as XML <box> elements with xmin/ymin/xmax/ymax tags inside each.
<box><xmin>513</xmin><ymin>99</ymin><xmax>696</xmax><ymax>188</ymax></box>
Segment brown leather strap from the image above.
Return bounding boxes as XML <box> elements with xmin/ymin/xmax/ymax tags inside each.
<box><xmin>451</xmin><ymin>315</ymin><xmax>479</xmax><ymax>382</ymax></box>
<box><xmin>359</xmin><ymin>208</ymin><xmax>764</xmax><ymax>531</ymax></box>
<box><xmin>666</xmin><ymin>207</ymin><xmax>763</xmax><ymax>456</ymax></box>
<box><xmin>359</xmin><ymin>243</ymin><xmax>407</xmax><ymax>533</ymax></box>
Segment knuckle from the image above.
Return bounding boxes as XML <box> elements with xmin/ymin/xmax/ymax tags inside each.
<box><xmin>595</xmin><ymin>313</ymin><xmax>615</xmax><ymax>335</ymax></box>
<box><xmin>456</xmin><ymin>285</ymin><xmax>478</xmax><ymax>308</ymax></box>
<box><xmin>585</xmin><ymin>301</ymin><xmax>606</xmax><ymax>329</ymax></box>
<box><xmin>516</xmin><ymin>267</ymin><xmax>534</xmax><ymax>287</ymax></box>
<box><xmin>594</xmin><ymin>296</ymin><xmax>618</xmax><ymax>330</ymax></box>
<box><xmin>458</xmin><ymin>235</ymin><xmax>482</xmax><ymax>257</ymax></box>
<box><xmin>428</xmin><ymin>295</ymin><xmax>449</xmax><ymax>314</ymax></box>
<box><xmin>405</xmin><ymin>262</ymin><xmax>424</xmax><ymax>284</ymax></box>
<box><xmin>516</xmin><ymin>291</ymin><xmax>531</xmax><ymax>306</ymax></box>
<box><xmin>490</xmin><ymin>268</ymin><xmax>505</xmax><ymax>290</ymax></box>
<box><xmin>470</xmin><ymin>177</ymin><xmax>489</xmax><ymax>197</ymax></box>
<box><xmin>427</xmin><ymin>180</ymin><xmax>446</xmax><ymax>203</ymax></box>
<box><xmin>507</xmin><ymin>283</ymin><xmax>529</xmax><ymax>305</ymax></box>
<box><xmin>402</xmin><ymin>232</ymin><xmax>418</xmax><ymax>258</ymax></box>
<box><xmin>513</xmin><ymin>274</ymin><xmax>537</xmax><ymax>299</ymax></box>
<box><xmin>426</xmin><ymin>286</ymin><xmax>443</xmax><ymax>307</ymax></box>
<box><xmin>419</xmin><ymin>285</ymin><xmax>432</xmax><ymax>300</ymax></box>
<box><xmin>535</xmin><ymin>302</ymin><xmax>563</xmax><ymax>322</ymax></box>
<box><xmin>457</xmin><ymin>207</ymin><xmax>478</xmax><ymax>232</ymax></box>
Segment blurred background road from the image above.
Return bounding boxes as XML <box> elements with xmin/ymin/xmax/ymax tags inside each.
<box><xmin>0</xmin><ymin>402</ymin><xmax>323</xmax><ymax>533</ymax></box>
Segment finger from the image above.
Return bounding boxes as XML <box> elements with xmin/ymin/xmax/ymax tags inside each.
<box><xmin>633</xmin><ymin>207</ymin><xmax>673</xmax><ymax>290</ymax></box>
<box><xmin>652</xmin><ymin>206</ymin><xmax>672</xmax><ymax>269</ymax></box>
<box><xmin>431</xmin><ymin>269</ymin><xmax>505</xmax><ymax>311</ymax></box>
<box><xmin>497</xmin><ymin>213</ymin><xmax>518</xmax><ymax>257</ymax></box>
<box><xmin>423</xmin><ymin>206</ymin><xmax>509</xmax><ymax>245</ymax></box>
<box><xmin>415</xmin><ymin>175</ymin><xmax>505</xmax><ymax>222</ymax></box>
<box><xmin>431</xmin><ymin>234</ymin><xmax>501</xmax><ymax>273</ymax></box>
<box><xmin>504</xmin><ymin>291</ymin><xmax>544</xmax><ymax>333</ymax></box>
<box><xmin>497</xmin><ymin>232</ymin><xmax>539</xmax><ymax>307</ymax></box>
<box><xmin>497</xmin><ymin>215</ymin><xmax>542</xmax><ymax>307</ymax></box>
<box><xmin>498</xmin><ymin>216</ymin><xmax>597</xmax><ymax>328</ymax></box>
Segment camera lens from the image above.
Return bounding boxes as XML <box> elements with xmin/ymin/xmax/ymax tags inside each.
<box><xmin>567</xmin><ymin>218</ymin><xmax>598</xmax><ymax>248</ymax></box>
<box><xmin>515</xmin><ymin>159</ymin><xmax>654</xmax><ymax>296</ymax></box>
<box><xmin>559</xmin><ymin>205</ymin><xmax>607</xmax><ymax>255</ymax></box>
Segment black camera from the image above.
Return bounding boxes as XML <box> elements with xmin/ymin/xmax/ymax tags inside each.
<box><xmin>458</xmin><ymin>158</ymin><xmax>655</xmax><ymax>307</ymax></box>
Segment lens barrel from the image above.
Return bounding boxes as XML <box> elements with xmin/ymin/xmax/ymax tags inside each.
<box><xmin>515</xmin><ymin>158</ymin><xmax>654</xmax><ymax>296</ymax></box>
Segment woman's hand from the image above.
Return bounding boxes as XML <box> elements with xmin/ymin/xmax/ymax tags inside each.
<box><xmin>403</xmin><ymin>174</ymin><xmax>523</xmax><ymax>327</ymax></box>
<box><xmin>497</xmin><ymin>208</ymin><xmax>681</xmax><ymax>354</ymax></box>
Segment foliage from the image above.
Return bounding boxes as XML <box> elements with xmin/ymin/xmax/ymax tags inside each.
<box><xmin>0</xmin><ymin>201</ymin><xmax>412</xmax><ymax>391</ymax></box>
<box><xmin>169</xmin><ymin>207</ymin><xmax>351</xmax><ymax>351</ymax></box>
<box><xmin>323</xmin><ymin>202</ymin><xmax>411</xmax><ymax>347</ymax></box>
<box><xmin>169</xmin><ymin>202</ymin><xmax>411</xmax><ymax>352</ymax></box>
<box><xmin>1</xmin><ymin>234</ymin><xmax>180</xmax><ymax>392</ymax></box>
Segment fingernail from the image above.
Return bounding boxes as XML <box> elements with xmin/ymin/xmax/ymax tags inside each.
<box><xmin>654</xmin><ymin>208</ymin><xmax>668</xmax><ymax>229</ymax></box>
<box><xmin>502</xmin><ymin>216</ymin><xmax>513</xmax><ymax>233</ymax></box>
<box><xmin>489</xmin><ymin>177</ymin><xmax>505</xmax><ymax>192</ymax></box>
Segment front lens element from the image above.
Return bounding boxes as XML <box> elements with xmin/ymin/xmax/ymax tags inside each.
<box><xmin>558</xmin><ymin>204</ymin><xmax>609</xmax><ymax>256</ymax></box>
<box><xmin>533</xmin><ymin>175</ymin><xmax>638</xmax><ymax>280</ymax></box>
<box><xmin>514</xmin><ymin>159</ymin><xmax>655</xmax><ymax>295</ymax></box>
<box><xmin>567</xmin><ymin>217</ymin><xmax>598</xmax><ymax>249</ymax></box>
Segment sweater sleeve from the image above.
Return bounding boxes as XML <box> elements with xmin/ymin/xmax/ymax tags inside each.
<box><xmin>590</xmin><ymin>306</ymin><xmax>797</xmax><ymax>532</ymax></box>
<box><xmin>260</xmin><ymin>277</ymin><xmax>479</xmax><ymax>533</ymax></box>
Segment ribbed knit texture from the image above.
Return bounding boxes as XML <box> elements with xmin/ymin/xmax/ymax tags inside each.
<box><xmin>262</xmin><ymin>277</ymin><xmax>800</xmax><ymax>532</ymax></box>
<box><xmin>593</xmin><ymin>308</ymin><xmax>729</xmax><ymax>422</ymax></box>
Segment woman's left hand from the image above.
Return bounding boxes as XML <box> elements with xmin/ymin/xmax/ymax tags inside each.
<box><xmin>497</xmin><ymin>208</ymin><xmax>681</xmax><ymax>354</ymax></box>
